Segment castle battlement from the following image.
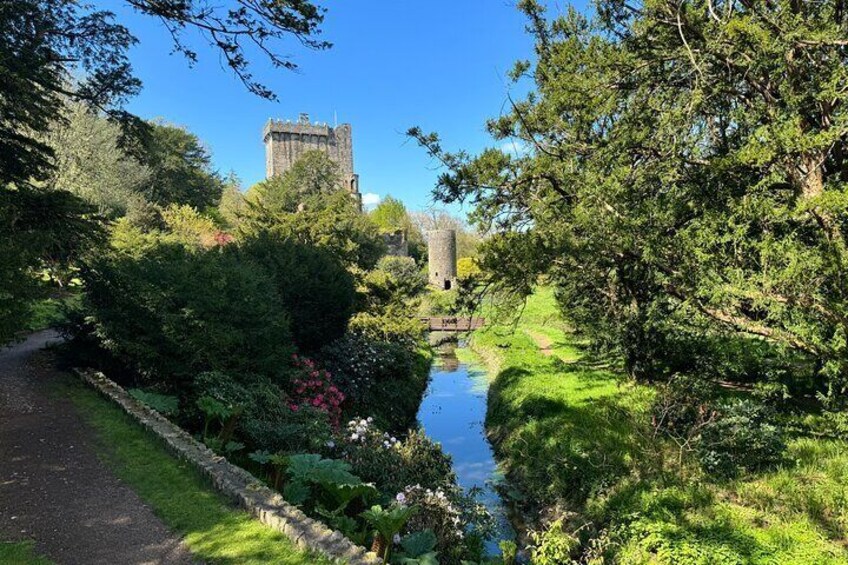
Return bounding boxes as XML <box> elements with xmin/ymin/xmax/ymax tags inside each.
<box><xmin>263</xmin><ymin>113</ymin><xmax>359</xmax><ymax>201</ymax></box>
<box><xmin>262</xmin><ymin>119</ymin><xmax>338</xmax><ymax>140</ymax></box>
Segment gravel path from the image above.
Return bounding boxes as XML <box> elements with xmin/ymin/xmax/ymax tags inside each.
<box><xmin>0</xmin><ymin>331</ymin><xmax>196</xmax><ymax>565</ymax></box>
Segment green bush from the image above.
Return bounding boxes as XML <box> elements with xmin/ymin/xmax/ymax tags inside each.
<box><xmin>362</xmin><ymin>256</ymin><xmax>427</xmax><ymax>309</ymax></box>
<box><xmin>337</xmin><ymin>419</ymin><xmax>454</xmax><ymax>497</ymax></box>
<box><xmin>190</xmin><ymin>371</ymin><xmax>335</xmax><ymax>456</ymax></box>
<box><xmin>651</xmin><ymin>375</ymin><xmax>718</xmax><ymax>437</ymax></box>
<box><xmin>528</xmin><ymin>519</ymin><xmax>579</xmax><ymax>565</ymax></box>
<box><xmin>320</xmin><ymin>334</ymin><xmax>429</xmax><ymax>430</ymax></box>
<box><xmin>81</xmin><ymin>242</ymin><xmax>294</xmax><ymax>389</ymax></box>
<box><xmin>348</xmin><ymin>308</ymin><xmax>426</xmax><ymax>349</ymax></box>
<box><xmin>401</xmin><ymin>483</ymin><xmax>492</xmax><ymax>564</ymax></box>
<box><xmin>242</xmin><ymin>406</ymin><xmax>333</xmax><ymax>454</ymax></box>
<box><xmin>241</xmin><ymin>232</ymin><xmax>356</xmax><ymax>351</ymax></box>
<box><xmin>697</xmin><ymin>400</ymin><xmax>786</xmax><ymax>478</ymax></box>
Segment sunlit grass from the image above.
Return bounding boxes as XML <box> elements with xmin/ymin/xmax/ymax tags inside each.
<box><xmin>472</xmin><ymin>287</ymin><xmax>848</xmax><ymax>564</ymax></box>
<box><xmin>61</xmin><ymin>378</ymin><xmax>332</xmax><ymax>565</ymax></box>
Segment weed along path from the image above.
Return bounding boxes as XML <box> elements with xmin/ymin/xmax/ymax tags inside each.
<box><xmin>0</xmin><ymin>331</ymin><xmax>194</xmax><ymax>564</ymax></box>
<box><xmin>417</xmin><ymin>342</ymin><xmax>516</xmax><ymax>555</ymax></box>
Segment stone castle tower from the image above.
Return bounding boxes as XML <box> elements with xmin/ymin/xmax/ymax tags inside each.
<box><xmin>263</xmin><ymin>113</ymin><xmax>360</xmax><ymax>203</ymax></box>
<box><xmin>428</xmin><ymin>229</ymin><xmax>457</xmax><ymax>290</ymax></box>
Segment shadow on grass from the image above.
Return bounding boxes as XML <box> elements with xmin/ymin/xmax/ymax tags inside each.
<box><xmin>487</xmin><ymin>365</ymin><xmax>650</xmax><ymax>508</ymax></box>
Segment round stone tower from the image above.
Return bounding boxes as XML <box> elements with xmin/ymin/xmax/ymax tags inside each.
<box><xmin>428</xmin><ymin>229</ymin><xmax>457</xmax><ymax>290</ymax></box>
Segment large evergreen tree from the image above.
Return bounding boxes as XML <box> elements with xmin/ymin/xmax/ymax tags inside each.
<box><xmin>412</xmin><ymin>0</ymin><xmax>848</xmax><ymax>387</ymax></box>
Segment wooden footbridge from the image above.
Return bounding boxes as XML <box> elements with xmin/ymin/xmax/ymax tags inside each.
<box><xmin>419</xmin><ymin>317</ymin><xmax>485</xmax><ymax>332</ymax></box>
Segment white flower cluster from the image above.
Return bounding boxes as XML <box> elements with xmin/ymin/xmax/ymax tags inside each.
<box><xmin>402</xmin><ymin>484</ymin><xmax>465</xmax><ymax>539</ymax></box>
<box><xmin>345</xmin><ymin>417</ymin><xmax>401</xmax><ymax>449</ymax></box>
<box><xmin>346</xmin><ymin>417</ymin><xmax>374</xmax><ymax>442</ymax></box>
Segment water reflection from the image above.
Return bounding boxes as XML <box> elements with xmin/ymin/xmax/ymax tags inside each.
<box><xmin>417</xmin><ymin>343</ymin><xmax>515</xmax><ymax>555</ymax></box>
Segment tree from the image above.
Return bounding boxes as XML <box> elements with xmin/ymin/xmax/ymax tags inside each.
<box><xmin>241</xmin><ymin>233</ymin><xmax>356</xmax><ymax>351</ymax></box>
<box><xmin>242</xmin><ymin>152</ymin><xmax>385</xmax><ymax>272</ymax></box>
<box><xmin>1</xmin><ymin>0</ymin><xmax>328</xmax><ymax>341</ymax></box>
<box><xmin>411</xmin><ymin>0</ymin><xmax>848</xmax><ymax>387</ymax></box>
<box><xmin>244</xmin><ymin>189</ymin><xmax>385</xmax><ymax>273</ymax></box>
<box><xmin>370</xmin><ymin>196</ymin><xmax>426</xmax><ymax>262</ymax></box>
<box><xmin>142</xmin><ymin>121</ymin><xmax>223</xmax><ymax>209</ymax></box>
<box><xmin>43</xmin><ymin>101</ymin><xmax>151</xmax><ymax>218</ymax></box>
<box><xmin>218</xmin><ymin>174</ymin><xmax>246</xmax><ymax>226</ymax></box>
<box><xmin>370</xmin><ymin>196</ymin><xmax>409</xmax><ymax>232</ymax></box>
<box><xmin>246</xmin><ymin>150</ymin><xmax>342</xmax><ymax>214</ymax></box>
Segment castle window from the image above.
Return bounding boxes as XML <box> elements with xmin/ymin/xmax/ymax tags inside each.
<box><xmin>444</xmin><ymin>280</ymin><xmax>452</xmax><ymax>290</ymax></box>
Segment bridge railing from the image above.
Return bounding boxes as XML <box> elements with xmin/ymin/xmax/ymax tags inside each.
<box><xmin>418</xmin><ymin>317</ymin><xmax>486</xmax><ymax>332</ymax></box>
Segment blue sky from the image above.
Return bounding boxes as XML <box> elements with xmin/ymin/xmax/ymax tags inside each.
<box><xmin>104</xmin><ymin>1</ymin><xmax>557</xmax><ymax>213</ymax></box>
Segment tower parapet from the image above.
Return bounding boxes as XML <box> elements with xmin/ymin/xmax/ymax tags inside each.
<box><xmin>263</xmin><ymin>114</ymin><xmax>359</xmax><ymax>201</ymax></box>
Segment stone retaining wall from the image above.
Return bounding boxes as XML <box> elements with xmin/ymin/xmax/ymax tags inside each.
<box><xmin>76</xmin><ymin>369</ymin><xmax>381</xmax><ymax>565</ymax></box>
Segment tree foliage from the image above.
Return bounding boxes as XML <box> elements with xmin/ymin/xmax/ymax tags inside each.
<box><xmin>2</xmin><ymin>0</ymin><xmax>328</xmax><ymax>341</ymax></box>
<box><xmin>243</xmin><ymin>152</ymin><xmax>385</xmax><ymax>272</ymax></box>
<box><xmin>370</xmin><ymin>196</ymin><xmax>426</xmax><ymax>262</ymax></box>
<box><xmin>411</xmin><ymin>0</ymin><xmax>848</xmax><ymax>387</ymax></box>
<box><xmin>82</xmin><ymin>241</ymin><xmax>295</xmax><ymax>388</ymax></box>
<box><xmin>141</xmin><ymin>121</ymin><xmax>224</xmax><ymax>209</ymax></box>
<box><xmin>218</xmin><ymin>174</ymin><xmax>247</xmax><ymax>226</ymax></box>
<box><xmin>246</xmin><ymin>150</ymin><xmax>342</xmax><ymax>214</ymax></box>
<box><xmin>43</xmin><ymin>102</ymin><xmax>151</xmax><ymax>217</ymax></box>
<box><xmin>371</xmin><ymin>196</ymin><xmax>410</xmax><ymax>232</ymax></box>
<box><xmin>241</xmin><ymin>232</ymin><xmax>356</xmax><ymax>352</ymax></box>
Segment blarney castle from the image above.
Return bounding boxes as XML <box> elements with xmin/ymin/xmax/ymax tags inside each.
<box><xmin>263</xmin><ymin>113</ymin><xmax>457</xmax><ymax>283</ymax></box>
<box><xmin>263</xmin><ymin>113</ymin><xmax>361</xmax><ymax>207</ymax></box>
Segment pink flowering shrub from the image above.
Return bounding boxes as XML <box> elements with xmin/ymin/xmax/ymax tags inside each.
<box><xmin>288</xmin><ymin>354</ymin><xmax>345</xmax><ymax>426</ymax></box>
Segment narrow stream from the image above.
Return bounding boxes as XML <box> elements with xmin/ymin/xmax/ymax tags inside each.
<box><xmin>417</xmin><ymin>342</ymin><xmax>515</xmax><ymax>555</ymax></box>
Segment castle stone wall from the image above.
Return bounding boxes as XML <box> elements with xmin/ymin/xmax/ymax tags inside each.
<box><xmin>428</xmin><ymin>229</ymin><xmax>457</xmax><ymax>290</ymax></box>
<box><xmin>263</xmin><ymin>114</ymin><xmax>360</xmax><ymax>199</ymax></box>
<box><xmin>383</xmin><ymin>230</ymin><xmax>409</xmax><ymax>257</ymax></box>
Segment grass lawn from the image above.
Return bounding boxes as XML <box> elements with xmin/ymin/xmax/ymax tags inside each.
<box><xmin>0</xmin><ymin>541</ymin><xmax>51</xmax><ymax>565</ymax></box>
<box><xmin>472</xmin><ymin>287</ymin><xmax>848</xmax><ymax>564</ymax></box>
<box><xmin>59</xmin><ymin>377</ymin><xmax>332</xmax><ymax>565</ymax></box>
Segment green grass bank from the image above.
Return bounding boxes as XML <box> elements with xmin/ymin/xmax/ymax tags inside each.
<box><xmin>470</xmin><ymin>288</ymin><xmax>848</xmax><ymax>564</ymax></box>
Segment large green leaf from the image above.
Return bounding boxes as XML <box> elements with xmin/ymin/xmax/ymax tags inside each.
<box><xmin>286</xmin><ymin>453</ymin><xmax>360</xmax><ymax>487</ymax></box>
<box><xmin>321</xmin><ymin>482</ymin><xmax>378</xmax><ymax>510</ymax></box>
<box><xmin>282</xmin><ymin>480</ymin><xmax>311</xmax><ymax>505</ymax></box>
<box><xmin>399</xmin><ymin>530</ymin><xmax>437</xmax><ymax>558</ymax></box>
<box><xmin>396</xmin><ymin>552</ymin><xmax>439</xmax><ymax>565</ymax></box>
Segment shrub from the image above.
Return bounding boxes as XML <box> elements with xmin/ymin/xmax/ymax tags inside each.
<box><xmin>651</xmin><ymin>374</ymin><xmax>718</xmax><ymax>438</ymax></box>
<box><xmin>242</xmin><ymin>406</ymin><xmax>333</xmax><ymax>455</ymax></box>
<box><xmin>528</xmin><ymin>520</ymin><xmax>580</xmax><ymax>565</ymax></box>
<box><xmin>651</xmin><ymin>377</ymin><xmax>786</xmax><ymax>477</ymax></box>
<box><xmin>191</xmin><ymin>370</ymin><xmax>336</xmax><ymax>455</ymax></box>
<box><xmin>420</xmin><ymin>288</ymin><xmax>459</xmax><ymax>316</ymax></box>
<box><xmin>363</xmin><ymin>256</ymin><xmax>427</xmax><ymax>308</ymax></box>
<box><xmin>240</xmin><ymin>232</ymin><xmax>356</xmax><ymax>351</ymax></box>
<box><xmin>320</xmin><ymin>334</ymin><xmax>429</xmax><ymax>430</ymax></box>
<box><xmin>348</xmin><ymin>308</ymin><xmax>426</xmax><ymax>350</ymax></box>
<box><xmin>697</xmin><ymin>399</ymin><xmax>786</xmax><ymax>477</ymax></box>
<box><xmin>82</xmin><ymin>243</ymin><xmax>294</xmax><ymax>389</ymax></box>
<box><xmin>288</xmin><ymin>354</ymin><xmax>345</xmax><ymax>426</ymax></box>
<box><xmin>400</xmin><ymin>484</ymin><xmax>492</xmax><ymax>564</ymax></box>
<box><xmin>456</xmin><ymin>257</ymin><xmax>481</xmax><ymax>280</ymax></box>
<box><xmin>336</xmin><ymin>418</ymin><xmax>455</xmax><ymax>496</ymax></box>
